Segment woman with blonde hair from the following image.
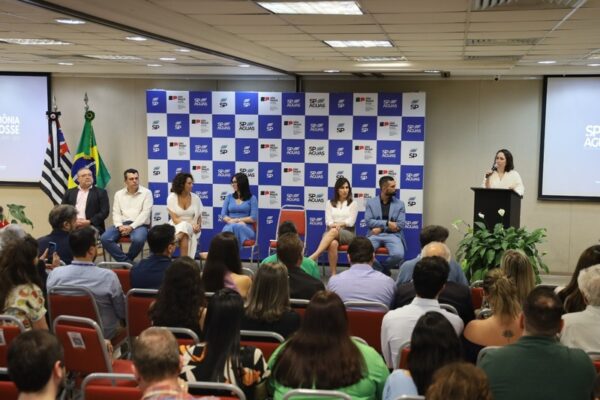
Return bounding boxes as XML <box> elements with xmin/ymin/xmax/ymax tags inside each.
<box><xmin>500</xmin><ymin>249</ymin><xmax>535</xmax><ymax>304</ymax></box>
<box><xmin>461</xmin><ymin>269</ymin><xmax>523</xmax><ymax>363</ymax></box>
<box><xmin>242</xmin><ymin>262</ymin><xmax>300</xmax><ymax>338</ymax></box>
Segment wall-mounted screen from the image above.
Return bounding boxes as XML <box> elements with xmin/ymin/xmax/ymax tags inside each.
<box><xmin>0</xmin><ymin>73</ymin><xmax>51</xmax><ymax>185</ymax></box>
<box><xmin>540</xmin><ymin>76</ymin><xmax>600</xmax><ymax>201</ymax></box>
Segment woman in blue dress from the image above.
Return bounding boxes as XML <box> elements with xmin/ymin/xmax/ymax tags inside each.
<box><xmin>221</xmin><ymin>172</ymin><xmax>258</xmax><ymax>247</ymax></box>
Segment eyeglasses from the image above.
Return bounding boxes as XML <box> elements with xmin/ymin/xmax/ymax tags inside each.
<box><xmin>231</xmin><ymin>180</ymin><xmax>237</xmax><ymax>184</ymax></box>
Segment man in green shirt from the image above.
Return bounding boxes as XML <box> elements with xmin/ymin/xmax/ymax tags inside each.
<box><xmin>481</xmin><ymin>287</ymin><xmax>596</xmax><ymax>400</ymax></box>
<box><xmin>261</xmin><ymin>221</ymin><xmax>320</xmax><ymax>279</ymax></box>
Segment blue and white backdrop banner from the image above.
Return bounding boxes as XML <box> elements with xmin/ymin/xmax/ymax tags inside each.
<box><xmin>146</xmin><ymin>91</ymin><xmax>425</xmax><ymax>262</ymax></box>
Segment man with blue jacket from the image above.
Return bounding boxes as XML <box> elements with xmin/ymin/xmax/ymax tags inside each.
<box><xmin>364</xmin><ymin>176</ymin><xmax>406</xmax><ymax>275</ymax></box>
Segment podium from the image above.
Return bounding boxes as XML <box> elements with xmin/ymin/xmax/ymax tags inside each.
<box><xmin>471</xmin><ymin>188</ymin><xmax>521</xmax><ymax>230</ymax></box>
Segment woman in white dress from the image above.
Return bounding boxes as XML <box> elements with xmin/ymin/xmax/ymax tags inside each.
<box><xmin>482</xmin><ymin>149</ymin><xmax>525</xmax><ymax>196</ymax></box>
<box><xmin>167</xmin><ymin>172</ymin><xmax>202</xmax><ymax>258</ymax></box>
<box><xmin>309</xmin><ymin>177</ymin><xmax>358</xmax><ymax>275</ymax></box>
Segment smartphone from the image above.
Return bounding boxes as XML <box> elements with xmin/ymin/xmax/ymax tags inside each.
<box><xmin>47</xmin><ymin>242</ymin><xmax>57</xmax><ymax>264</ymax></box>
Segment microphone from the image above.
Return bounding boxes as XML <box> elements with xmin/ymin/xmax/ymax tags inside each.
<box><xmin>492</xmin><ymin>162</ymin><xmax>497</xmax><ymax>171</ymax></box>
<box><xmin>485</xmin><ymin>163</ymin><xmax>497</xmax><ymax>179</ymax></box>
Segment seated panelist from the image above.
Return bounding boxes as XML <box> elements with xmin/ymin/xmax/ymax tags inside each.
<box><xmin>167</xmin><ymin>172</ymin><xmax>202</xmax><ymax>258</ymax></box>
<box><xmin>221</xmin><ymin>172</ymin><xmax>258</xmax><ymax>248</ymax></box>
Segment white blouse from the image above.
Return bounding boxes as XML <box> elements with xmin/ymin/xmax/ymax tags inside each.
<box><xmin>325</xmin><ymin>200</ymin><xmax>358</xmax><ymax>229</ymax></box>
<box><xmin>482</xmin><ymin>170</ymin><xmax>525</xmax><ymax>196</ymax></box>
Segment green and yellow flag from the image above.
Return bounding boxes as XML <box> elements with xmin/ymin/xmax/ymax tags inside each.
<box><xmin>68</xmin><ymin>110</ymin><xmax>111</xmax><ymax>189</ymax></box>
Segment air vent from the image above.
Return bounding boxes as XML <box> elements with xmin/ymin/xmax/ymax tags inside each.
<box><xmin>466</xmin><ymin>38</ymin><xmax>540</xmax><ymax>46</ymax></box>
<box><xmin>472</xmin><ymin>0</ymin><xmax>583</xmax><ymax>10</ymax></box>
<box><xmin>464</xmin><ymin>55</ymin><xmax>522</xmax><ymax>61</ymax></box>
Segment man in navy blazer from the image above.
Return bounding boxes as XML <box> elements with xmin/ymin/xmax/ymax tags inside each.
<box><xmin>61</xmin><ymin>167</ymin><xmax>109</xmax><ymax>234</ymax></box>
<box><xmin>364</xmin><ymin>175</ymin><xmax>406</xmax><ymax>275</ymax></box>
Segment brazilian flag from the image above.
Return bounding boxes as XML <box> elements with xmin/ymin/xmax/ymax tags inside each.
<box><xmin>68</xmin><ymin>110</ymin><xmax>111</xmax><ymax>189</ymax></box>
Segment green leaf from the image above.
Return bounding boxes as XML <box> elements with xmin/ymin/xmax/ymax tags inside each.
<box><xmin>6</xmin><ymin>204</ymin><xmax>33</xmax><ymax>228</ymax></box>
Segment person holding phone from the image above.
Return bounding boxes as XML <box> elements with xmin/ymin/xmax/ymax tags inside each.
<box><xmin>37</xmin><ymin>204</ymin><xmax>78</xmax><ymax>265</ymax></box>
<box><xmin>482</xmin><ymin>149</ymin><xmax>525</xmax><ymax>196</ymax></box>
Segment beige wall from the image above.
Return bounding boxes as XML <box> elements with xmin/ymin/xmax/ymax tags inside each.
<box><xmin>2</xmin><ymin>75</ymin><xmax>596</xmax><ymax>274</ymax></box>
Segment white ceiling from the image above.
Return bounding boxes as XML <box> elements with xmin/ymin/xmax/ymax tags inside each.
<box><xmin>2</xmin><ymin>0</ymin><xmax>600</xmax><ymax>77</ymax></box>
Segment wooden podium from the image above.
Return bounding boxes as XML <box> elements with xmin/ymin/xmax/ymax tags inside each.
<box><xmin>471</xmin><ymin>188</ymin><xmax>521</xmax><ymax>230</ymax></box>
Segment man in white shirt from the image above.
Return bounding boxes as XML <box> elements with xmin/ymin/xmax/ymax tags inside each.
<box><xmin>380</xmin><ymin>256</ymin><xmax>464</xmax><ymax>368</ymax></box>
<box><xmin>100</xmin><ymin>168</ymin><xmax>153</xmax><ymax>262</ymax></box>
<box><xmin>61</xmin><ymin>167</ymin><xmax>109</xmax><ymax>234</ymax></box>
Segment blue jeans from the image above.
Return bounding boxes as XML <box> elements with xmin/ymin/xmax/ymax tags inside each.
<box><xmin>100</xmin><ymin>222</ymin><xmax>148</xmax><ymax>262</ymax></box>
<box><xmin>369</xmin><ymin>233</ymin><xmax>405</xmax><ymax>276</ymax></box>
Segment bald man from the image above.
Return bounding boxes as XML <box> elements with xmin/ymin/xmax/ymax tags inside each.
<box><xmin>393</xmin><ymin>241</ymin><xmax>475</xmax><ymax>324</ymax></box>
<box><xmin>62</xmin><ymin>167</ymin><xmax>109</xmax><ymax>234</ymax></box>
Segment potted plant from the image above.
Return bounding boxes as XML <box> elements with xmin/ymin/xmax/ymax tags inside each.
<box><xmin>453</xmin><ymin>210</ymin><xmax>548</xmax><ymax>284</ymax></box>
<box><xmin>0</xmin><ymin>204</ymin><xmax>34</xmax><ymax>229</ymax></box>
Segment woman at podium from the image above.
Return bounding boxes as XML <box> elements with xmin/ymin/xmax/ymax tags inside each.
<box><xmin>482</xmin><ymin>149</ymin><xmax>524</xmax><ymax>196</ymax></box>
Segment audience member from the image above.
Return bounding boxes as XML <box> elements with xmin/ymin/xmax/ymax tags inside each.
<box><xmin>557</xmin><ymin>244</ymin><xmax>600</xmax><ymax>313</ymax></box>
<box><xmin>364</xmin><ymin>176</ymin><xmax>406</xmax><ymax>275</ymax></box>
<box><xmin>130</xmin><ymin>224</ymin><xmax>176</xmax><ymax>289</ymax></box>
<box><xmin>167</xmin><ymin>172</ymin><xmax>203</xmax><ymax>258</ymax></box>
<box><xmin>327</xmin><ymin>236</ymin><xmax>396</xmax><ymax>309</ymax></box>
<box><xmin>180</xmin><ymin>289</ymin><xmax>268</xmax><ymax>400</ymax></box>
<box><xmin>394</xmin><ymin>241</ymin><xmax>474</xmax><ymax>324</ymax></box>
<box><xmin>47</xmin><ymin>226</ymin><xmax>126</xmax><ymax>339</ymax></box>
<box><xmin>132</xmin><ymin>327</ymin><xmax>194</xmax><ymax>400</ymax></box>
<box><xmin>38</xmin><ymin>204</ymin><xmax>78</xmax><ymax>265</ymax></box>
<box><xmin>381</xmin><ymin>256</ymin><xmax>464</xmax><ymax>368</ymax></box>
<box><xmin>202</xmin><ymin>232</ymin><xmax>252</xmax><ymax>299</ymax></box>
<box><xmin>308</xmin><ymin>176</ymin><xmax>358</xmax><ymax>276</ymax></box>
<box><xmin>0</xmin><ymin>235</ymin><xmax>48</xmax><ymax>330</ymax></box>
<box><xmin>61</xmin><ymin>167</ymin><xmax>109</xmax><ymax>234</ymax></box>
<box><xmin>500</xmin><ymin>249</ymin><xmax>535</xmax><ymax>304</ymax></box>
<box><xmin>261</xmin><ymin>221</ymin><xmax>320</xmax><ymax>279</ymax></box>
<box><xmin>269</xmin><ymin>291</ymin><xmax>389</xmax><ymax>399</ymax></box>
<box><xmin>462</xmin><ymin>269</ymin><xmax>523</xmax><ymax>363</ymax></box>
<box><xmin>426</xmin><ymin>362</ymin><xmax>493</xmax><ymax>400</ymax></box>
<box><xmin>561</xmin><ymin>264</ymin><xmax>600</xmax><ymax>352</ymax></box>
<box><xmin>221</xmin><ymin>172</ymin><xmax>258</xmax><ymax>248</ymax></box>
<box><xmin>396</xmin><ymin>225</ymin><xmax>468</xmax><ymax>285</ymax></box>
<box><xmin>242</xmin><ymin>262</ymin><xmax>300</xmax><ymax>338</ymax></box>
<box><xmin>595</xmin><ymin>373</ymin><xmax>600</xmax><ymax>400</ymax></box>
<box><xmin>150</xmin><ymin>257</ymin><xmax>206</xmax><ymax>339</ymax></box>
<box><xmin>481</xmin><ymin>287</ymin><xmax>596</xmax><ymax>400</ymax></box>
<box><xmin>7</xmin><ymin>330</ymin><xmax>65</xmax><ymax>400</ymax></box>
<box><xmin>276</xmin><ymin>232</ymin><xmax>324</xmax><ymax>300</ymax></box>
<box><xmin>101</xmin><ymin>168</ymin><xmax>153</xmax><ymax>262</ymax></box>
<box><xmin>383</xmin><ymin>311</ymin><xmax>462</xmax><ymax>399</ymax></box>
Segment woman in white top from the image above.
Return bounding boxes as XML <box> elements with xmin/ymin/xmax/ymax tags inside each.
<box><xmin>309</xmin><ymin>177</ymin><xmax>358</xmax><ymax>275</ymax></box>
<box><xmin>167</xmin><ymin>172</ymin><xmax>203</xmax><ymax>258</ymax></box>
<box><xmin>482</xmin><ymin>149</ymin><xmax>525</xmax><ymax>196</ymax></box>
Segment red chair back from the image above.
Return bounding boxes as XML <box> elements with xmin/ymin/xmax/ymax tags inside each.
<box><xmin>471</xmin><ymin>287</ymin><xmax>484</xmax><ymax>310</ymax></box>
<box><xmin>82</xmin><ymin>373</ymin><xmax>141</xmax><ymax>400</ymax></box>
<box><xmin>399</xmin><ymin>346</ymin><xmax>411</xmax><ymax>369</ymax></box>
<box><xmin>279</xmin><ymin>206</ymin><xmax>307</xmax><ymax>236</ymax></box>
<box><xmin>0</xmin><ymin>380</ymin><xmax>18</xmax><ymax>400</ymax></box>
<box><xmin>48</xmin><ymin>286</ymin><xmax>101</xmax><ymax>330</ymax></box>
<box><xmin>240</xmin><ymin>330</ymin><xmax>284</xmax><ymax>361</ymax></box>
<box><xmin>0</xmin><ymin>316</ymin><xmax>25</xmax><ymax>368</ymax></box>
<box><xmin>346</xmin><ymin>309</ymin><xmax>386</xmax><ymax>353</ymax></box>
<box><xmin>126</xmin><ymin>289</ymin><xmax>158</xmax><ymax>340</ymax></box>
<box><xmin>594</xmin><ymin>360</ymin><xmax>600</xmax><ymax>373</ymax></box>
<box><xmin>113</xmin><ymin>269</ymin><xmax>131</xmax><ymax>294</ymax></box>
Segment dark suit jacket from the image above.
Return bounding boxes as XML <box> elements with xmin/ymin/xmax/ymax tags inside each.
<box><xmin>288</xmin><ymin>267</ymin><xmax>325</xmax><ymax>300</ymax></box>
<box><xmin>393</xmin><ymin>281</ymin><xmax>475</xmax><ymax>325</ymax></box>
<box><xmin>62</xmin><ymin>186</ymin><xmax>109</xmax><ymax>233</ymax></box>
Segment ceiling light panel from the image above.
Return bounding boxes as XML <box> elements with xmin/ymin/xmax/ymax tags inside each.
<box><xmin>325</xmin><ymin>40</ymin><xmax>393</xmax><ymax>48</ymax></box>
<box><xmin>257</xmin><ymin>1</ymin><xmax>362</xmax><ymax>15</ymax></box>
<box><xmin>0</xmin><ymin>38</ymin><xmax>71</xmax><ymax>45</ymax></box>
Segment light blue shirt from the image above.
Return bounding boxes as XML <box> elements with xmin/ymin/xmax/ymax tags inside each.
<box><xmin>383</xmin><ymin>370</ymin><xmax>419</xmax><ymax>400</ymax></box>
<box><xmin>396</xmin><ymin>255</ymin><xmax>469</xmax><ymax>286</ymax></box>
<box><xmin>47</xmin><ymin>260</ymin><xmax>126</xmax><ymax>339</ymax></box>
<box><xmin>327</xmin><ymin>263</ymin><xmax>396</xmax><ymax>309</ymax></box>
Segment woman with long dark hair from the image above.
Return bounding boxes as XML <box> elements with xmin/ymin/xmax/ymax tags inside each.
<box><xmin>167</xmin><ymin>172</ymin><xmax>202</xmax><ymax>258</ymax></box>
<box><xmin>383</xmin><ymin>311</ymin><xmax>462</xmax><ymax>399</ymax></box>
<box><xmin>242</xmin><ymin>262</ymin><xmax>300</xmax><ymax>338</ymax></box>
<box><xmin>269</xmin><ymin>291</ymin><xmax>389</xmax><ymax>399</ymax></box>
<box><xmin>180</xmin><ymin>288</ymin><xmax>268</xmax><ymax>400</ymax></box>
<box><xmin>309</xmin><ymin>177</ymin><xmax>358</xmax><ymax>275</ymax></box>
<box><xmin>221</xmin><ymin>172</ymin><xmax>258</xmax><ymax>247</ymax></box>
<box><xmin>150</xmin><ymin>257</ymin><xmax>206</xmax><ymax>338</ymax></box>
<box><xmin>558</xmin><ymin>244</ymin><xmax>600</xmax><ymax>313</ymax></box>
<box><xmin>202</xmin><ymin>232</ymin><xmax>252</xmax><ymax>299</ymax></box>
<box><xmin>482</xmin><ymin>148</ymin><xmax>524</xmax><ymax>196</ymax></box>
<box><xmin>0</xmin><ymin>235</ymin><xmax>48</xmax><ymax>330</ymax></box>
